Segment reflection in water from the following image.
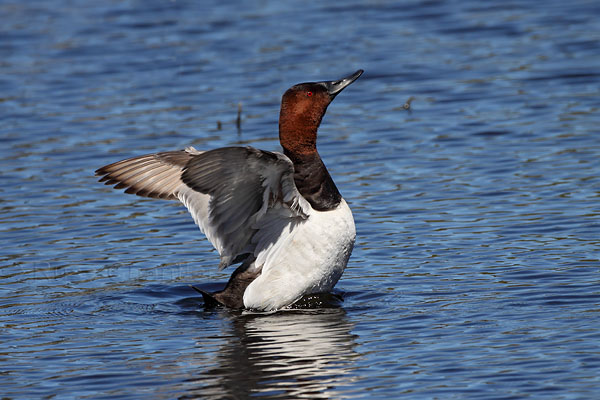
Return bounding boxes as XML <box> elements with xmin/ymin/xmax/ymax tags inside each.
<box><xmin>187</xmin><ymin>308</ymin><xmax>358</xmax><ymax>399</ymax></box>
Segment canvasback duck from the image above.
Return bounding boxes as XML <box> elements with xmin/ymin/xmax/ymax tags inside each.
<box><xmin>95</xmin><ymin>69</ymin><xmax>363</xmax><ymax>311</ymax></box>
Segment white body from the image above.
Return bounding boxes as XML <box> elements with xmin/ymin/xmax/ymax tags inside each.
<box><xmin>244</xmin><ymin>199</ymin><xmax>355</xmax><ymax>310</ymax></box>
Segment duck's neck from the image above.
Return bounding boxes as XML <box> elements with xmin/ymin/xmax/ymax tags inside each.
<box><xmin>282</xmin><ymin>148</ymin><xmax>342</xmax><ymax>212</ymax></box>
<box><xmin>278</xmin><ymin>110</ymin><xmax>320</xmax><ymax>156</ymax></box>
<box><xmin>279</xmin><ymin>102</ymin><xmax>342</xmax><ymax>211</ymax></box>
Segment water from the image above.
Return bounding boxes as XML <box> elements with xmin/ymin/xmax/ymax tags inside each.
<box><xmin>1</xmin><ymin>0</ymin><xmax>599</xmax><ymax>398</ymax></box>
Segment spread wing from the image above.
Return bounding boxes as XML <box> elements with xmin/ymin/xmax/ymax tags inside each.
<box><xmin>95</xmin><ymin>146</ymin><xmax>311</xmax><ymax>269</ymax></box>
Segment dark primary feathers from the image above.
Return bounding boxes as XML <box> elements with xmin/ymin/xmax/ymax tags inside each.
<box><xmin>181</xmin><ymin>147</ymin><xmax>282</xmax><ymax>237</ymax></box>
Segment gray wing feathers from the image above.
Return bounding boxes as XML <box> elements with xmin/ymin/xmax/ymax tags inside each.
<box><xmin>180</xmin><ymin>147</ymin><xmax>308</xmax><ymax>269</ymax></box>
<box><xmin>96</xmin><ymin>150</ymin><xmax>193</xmax><ymax>200</ymax></box>
<box><xmin>96</xmin><ymin>146</ymin><xmax>310</xmax><ymax>270</ymax></box>
<box><xmin>182</xmin><ymin>147</ymin><xmax>278</xmax><ymax>235</ymax></box>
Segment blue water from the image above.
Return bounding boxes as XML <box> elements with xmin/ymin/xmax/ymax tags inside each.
<box><xmin>2</xmin><ymin>0</ymin><xmax>599</xmax><ymax>398</ymax></box>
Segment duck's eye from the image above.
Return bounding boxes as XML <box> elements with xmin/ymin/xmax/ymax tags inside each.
<box><xmin>306</xmin><ymin>91</ymin><xmax>313</xmax><ymax>97</ymax></box>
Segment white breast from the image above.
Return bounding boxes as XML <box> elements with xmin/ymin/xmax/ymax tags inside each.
<box><xmin>243</xmin><ymin>199</ymin><xmax>355</xmax><ymax>310</ymax></box>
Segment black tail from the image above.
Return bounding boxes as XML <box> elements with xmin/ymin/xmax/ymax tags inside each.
<box><xmin>191</xmin><ymin>286</ymin><xmax>223</xmax><ymax>308</ymax></box>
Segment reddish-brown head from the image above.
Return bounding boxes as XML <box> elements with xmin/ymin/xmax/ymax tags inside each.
<box><xmin>279</xmin><ymin>70</ymin><xmax>363</xmax><ymax>156</ymax></box>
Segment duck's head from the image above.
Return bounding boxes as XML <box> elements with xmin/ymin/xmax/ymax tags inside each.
<box><xmin>279</xmin><ymin>69</ymin><xmax>363</xmax><ymax>155</ymax></box>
